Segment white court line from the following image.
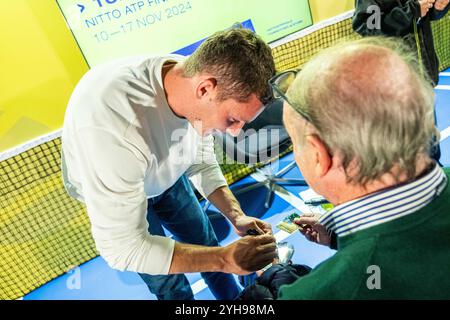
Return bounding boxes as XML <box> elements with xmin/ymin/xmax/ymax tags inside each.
<box><xmin>274</xmin><ymin>230</ymin><xmax>292</xmax><ymax>242</ymax></box>
<box><xmin>441</xmin><ymin>127</ymin><xmax>450</xmax><ymax>142</ymax></box>
<box><xmin>440</xmin><ymin>73</ymin><xmax>450</xmax><ymax>76</ymax></box>
<box><xmin>436</xmin><ymin>85</ymin><xmax>450</xmax><ymax>90</ymax></box>
<box><xmin>191</xmin><ymin>279</ymin><xmax>208</xmax><ymax>295</ymax></box>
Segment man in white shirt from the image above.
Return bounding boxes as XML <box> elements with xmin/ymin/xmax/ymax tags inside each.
<box><xmin>61</xmin><ymin>28</ymin><xmax>278</xmax><ymax>300</ymax></box>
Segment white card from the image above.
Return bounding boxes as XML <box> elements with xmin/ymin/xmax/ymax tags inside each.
<box><xmin>299</xmin><ymin>188</ymin><xmax>326</xmax><ymax>202</ymax></box>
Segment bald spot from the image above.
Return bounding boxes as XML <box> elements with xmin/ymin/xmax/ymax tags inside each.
<box><xmin>310</xmin><ymin>44</ymin><xmax>417</xmax><ymax>118</ymax></box>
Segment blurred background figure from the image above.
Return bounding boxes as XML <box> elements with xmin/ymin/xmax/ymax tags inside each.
<box><xmin>352</xmin><ymin>0</ymin><xmax>450</xmax><ymax>164</ymax></box>
<box><xmin>353</xmin><ymin>0</ymin><xmax>450</xmax><ymax>85</ymax></box>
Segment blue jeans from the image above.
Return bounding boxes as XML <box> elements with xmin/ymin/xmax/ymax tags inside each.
<box><xmin>138</xmin><ymin>175</ymin><xmax>240</xmax><ymax>300</ymax></box>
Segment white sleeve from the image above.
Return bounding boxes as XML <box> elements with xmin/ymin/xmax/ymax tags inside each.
<box><xmin>75</xmin><ymin>127</ymin><xmax>175</xmax><ymax>275</ymax></box>
<box><xmin>185</xmin><ymin>135</ymin><xmax>228</xmax><ymax>199</ymax></box>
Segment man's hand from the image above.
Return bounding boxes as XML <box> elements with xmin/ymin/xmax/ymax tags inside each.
<box><xmin>419</xmin><ymin>0</ymin><xmax>436</xmax><ymax>17</ymax></box>
<box><xmin>232</xmin><ymin>215</ymin><xmax>273</xmax><ymax>237</ymax></box>
<box><xmin>222</xmin><ymin>234</ymin><xmax>278</xmax><ymax>275</ymax></box>
<box><xmin>294</xmin><ymin>213</ymin><xmax>331</xmax><ymax>247</ymax></box>
<box><xmin>434</xmin><ymin>0</ymin><xmax>450</xmax><ymax>10</ymax></box>
<box><xmin>206</xmin><ymin>187</ymin><xmax>272</xmax><ymax>236</ymax></box>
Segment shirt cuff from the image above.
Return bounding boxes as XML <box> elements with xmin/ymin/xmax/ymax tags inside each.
<box><xmin>143</xmin><ymin>235</ymin><xmax>175</xmax><ymax>275</ymax></box>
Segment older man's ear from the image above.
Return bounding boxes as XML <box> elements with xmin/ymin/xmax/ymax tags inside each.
<box><xmin>305</xmin><ymin>134</ymin><xmax>332</xmax><ymax>178</ymax></box>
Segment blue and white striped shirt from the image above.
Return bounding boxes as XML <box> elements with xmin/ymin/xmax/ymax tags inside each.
<box><xmin>319</xmin><ymin>165</ymin><xmax>448</xmax><ymax>237</ymax></box>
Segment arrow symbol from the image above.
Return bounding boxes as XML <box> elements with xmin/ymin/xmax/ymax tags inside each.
<box><xmin>77</xmin><ymin>4</ymin><xmax>85</xmax><ymax>13</ymax></box>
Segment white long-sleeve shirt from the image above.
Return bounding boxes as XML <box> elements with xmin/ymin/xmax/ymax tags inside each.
<box><xmin>61</xmin><ymin>55</ymin><xmax>228</xmax><ymax>275</ymax></box>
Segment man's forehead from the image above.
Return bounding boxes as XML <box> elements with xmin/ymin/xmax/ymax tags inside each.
<box><xmin>231</xmin><ymin>97</ymin><xmax>264</xmax><ymax>121</ymax></box>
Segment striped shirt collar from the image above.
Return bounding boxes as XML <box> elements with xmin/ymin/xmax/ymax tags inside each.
<box><xmin>319</xmin><ymin>165</ymin><xmax>448</xmax><ymax>237</ymax></box>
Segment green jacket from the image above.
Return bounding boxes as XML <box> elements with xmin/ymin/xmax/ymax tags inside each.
<box><xmin>278</xmin><ymin>168</ymin><xmax>450</xmax><ymax>299</ymax></box>
<box><xmin>352</xmin><ymin>0</ymin><xmax>450</xmax><ymax>85</ymax></box>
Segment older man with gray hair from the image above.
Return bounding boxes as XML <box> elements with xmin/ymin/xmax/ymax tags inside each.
<box><xmin>274</xmin><ymin>37</ymin><xmax>450</xmax><ymax>299</ymax></box>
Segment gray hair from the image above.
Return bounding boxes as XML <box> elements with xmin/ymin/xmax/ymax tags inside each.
<box><xmin>286</xmin><ymin>37</ymin><xmax>439</xmax><ymax>185</ymax></box>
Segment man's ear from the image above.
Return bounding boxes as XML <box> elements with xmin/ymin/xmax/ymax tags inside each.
<box><xmin>195</xmin><ymin>77</ymin><xmax>217</xmax><ymax>99</ymax></box>
<box><xmin>306</xmin><ymin>134</ymin><xmax>332</xmax><ymax>178</ymax></box>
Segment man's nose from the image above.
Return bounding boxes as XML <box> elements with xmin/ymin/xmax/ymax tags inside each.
<box><xmin>226</xmin><ymin>121</ymin><xmax>245</xmax><ymax>137</ymax></box>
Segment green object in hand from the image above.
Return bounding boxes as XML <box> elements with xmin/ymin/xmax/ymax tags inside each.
<box><xmin>276</xmin><ymin>212</ymin><xmax>301</xmax><ymax>234</ymax></box>
<box><xmin>321</xmin><ymin>203</ymin><xmax>334</xmax><ymax>211</ymax></box>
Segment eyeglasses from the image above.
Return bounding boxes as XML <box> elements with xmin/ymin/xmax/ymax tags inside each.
<box><xmin>268</xmin><ymin>70</ymin><xmax>313</xmax><ymax>123</ymax></box>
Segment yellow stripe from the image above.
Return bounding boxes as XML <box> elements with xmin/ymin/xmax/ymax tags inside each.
<box><xmin>0</xmin><ymin>174</ymin><xmax>61</xmax><ymax>224</ymax></box>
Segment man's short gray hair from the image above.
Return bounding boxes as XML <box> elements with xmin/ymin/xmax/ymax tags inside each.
<box><xmin>287</xmin><ymin>37</ymin><xmax>439</xmax><ymax>185</ymax></box>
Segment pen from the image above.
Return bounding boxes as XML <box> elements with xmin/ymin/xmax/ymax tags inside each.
<box><xmin>304</xmin><ymin>198</ymin><xmax>329</xmax><ymax>206</ymax></box>
<box><xmin>246</xmin><ymin>229</ymin><xmax>260</xmax><ymax>236</ymax></box>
